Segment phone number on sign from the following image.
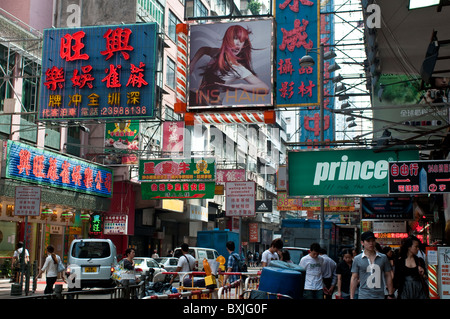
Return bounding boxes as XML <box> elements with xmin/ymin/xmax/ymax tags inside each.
<box><xmin>100</xmin><ymin>106</ymin><xmax>148</xmax><ymax>116</ymax></box>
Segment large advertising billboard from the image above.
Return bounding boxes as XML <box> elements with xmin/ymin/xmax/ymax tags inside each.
<box><xmin>287</xmin><ymin>149</ymin><xmax>419</xmax><ymax>196</ymax></box>
<box><xmin>39</xmin><ymin>23</ymin><xmax>157</xmax><ymax>121</ymax></box>
<box><xmin>275</xmin><ymin>0</ymin><xmax>320</xmax><ymax>107</ymax></box>
<box><xmin>188</xmin><ymin>19</ymin><xmax>273</xmax><ymax>109</ymax></box>
<box><xmin>372</xmin><ymin>74</ymin><xmax>449</xmax><ymax>142</ymax></box>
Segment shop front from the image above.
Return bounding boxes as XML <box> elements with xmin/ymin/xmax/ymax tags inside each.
<box><xmin>0</xmin><ymin>141</ymin><xmax>112</xmax><ymax>272</ymax></box>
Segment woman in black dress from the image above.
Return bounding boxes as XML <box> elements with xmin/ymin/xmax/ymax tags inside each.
<box><xmin>394</xmin><ymin>236</ymin><xmax>429</xmax><ymax>299</ymax></box>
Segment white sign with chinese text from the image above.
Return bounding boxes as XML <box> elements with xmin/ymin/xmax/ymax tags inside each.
<box><xmin>225</xmin><ymin>182</ymin><xmax>255</xmax><ymax>217</ymax></box>
<box><xmin>14</xmin><ymin>186</ymin><xmax>41</xmax><ymax>216</ymax></box>
<box><xmin>104</xmin><ymin>215</ymin><xmax>128</xmax><ymax>235</ymax></box>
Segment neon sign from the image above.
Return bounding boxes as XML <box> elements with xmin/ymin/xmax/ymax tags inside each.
<box><xmin>39</xmin><ymin>23</ymin><xmax>157</xmax><ymax>121</ymax></box>
<box><xmin>6</xmin><ymin>140</ymin><xmax>113</xmax><ymax>198</ymax></box>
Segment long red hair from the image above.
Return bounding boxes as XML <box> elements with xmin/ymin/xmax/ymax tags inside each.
<box><xmin>206</xmin><ymin>25</ymin><xmax>255</xmax><ymax>77</ymax></box>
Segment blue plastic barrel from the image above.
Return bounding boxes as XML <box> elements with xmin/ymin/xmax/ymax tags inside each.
<box><xmin>258</xmin><ymin>266</ymin><xmax>304</xmax><ymax>299</ymax></box>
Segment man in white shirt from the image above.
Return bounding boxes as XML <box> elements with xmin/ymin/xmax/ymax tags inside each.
<box><xmin>261</xmin><ymin>238</ymin><xmax>283</xmax><ymax>267</ymax></box>
<box><xmin>170</xmin><ymin>243</ymin><xmax>196</xmax><ymax>284</ymax></box>
<box><xmin>13</xmin><ymin>242</ymin><xmax>29</xmax><ymax>283</ymax></box>
<box><xmin>299</xmin><ymin>243</ymin><xmax>326</xmax><ymax>299</ymax></box>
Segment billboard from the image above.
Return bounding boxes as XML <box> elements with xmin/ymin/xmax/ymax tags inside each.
<box><xmin>138</xmin><ymin>157</ymin><xmax>215</xmax><ymax>181</ymax></box>
<box><xmin>104</xmin><ymin>120</ymin><xmax>139</xmax><ymax>165</ymax></box>
<box><xmin>141</xmin><ymin>181</ymin><xmax>215</xmax><ymax>200</ymax></box>
<box><xmin>361</xmin><ymin>197</ymin><xmax>413</xmax><ymax>220</ymax></box>
<box><xmin>275</xmin><ymin>0</ymin><xmax>320</xmax><ymax>107</ymax></box>
<box><xmin>162</xmin><ymin>121</ymin><xmax>185</xmax><ymax>153</ymax></box>
<box><xmin>287</xmin><ymin>149</ymin><xmax>419</xmax><ymax>196</ymax></box>
<box><xmin>188</xmin><ymin>19</ymin><xmax>273</xmax><ymax>109</ymax></box>
<box><xmin>372</xmin><ymin>74</ymin><xmax>449</xmax><ymax>142</ymax></box>
<box><xmin>6</xmin><ymin>140</ymin><xmax>113</xmax><ymax>198</ymax></box>
<box><xmin>39</xmin><ymin>23</ymin><xmax>157</xmax><ymax>121</ymax></box>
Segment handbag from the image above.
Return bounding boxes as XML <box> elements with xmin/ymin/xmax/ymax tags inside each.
<box><xmin>57</xmin><ymin>257</ymin><xmax>65</xmax><ymax>273</ymax></box>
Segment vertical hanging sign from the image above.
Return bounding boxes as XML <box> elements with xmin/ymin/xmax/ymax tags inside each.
<box><xmin>275</xmin><ymin>0</ymin><xmax>320</xmax><ymax>107</ymax></box>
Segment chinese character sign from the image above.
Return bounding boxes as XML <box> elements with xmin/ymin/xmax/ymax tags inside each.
<box><xmin>225</xmin><ymin>181</ymin><xmax>255</xmax><ymax>217</ymax></box>
<box><xmin>389</xmin><ymin>160</ymin><xmax>450</xmax><ymax>194</ymax></box>
<box><xmin>140</xmin><ymin>181</ymin><xmax>216</xmax><ymax>199</ymax></box>
<box><xmin>6</xmin><ymin>140</ymin><xmax>113</xmax><ymax>198</ymax></box>
<box><xmin>139</xmin><ymin>157</ymin><xmax>215</xmax><ymax>181</ymax></box>
<box><xmin>39</xmin><ymin>23</ymin><xmax>157</xmax><ymax>121</ymax></box>
<box><xmin>276</xmin><ymin>0</ymin><xmax>320</xmax><ymax>107</ymax></box>
<box><xmin>298</xmin><ymin>0</ymin><xmax>335</xmax><ymax>148</ymax></box>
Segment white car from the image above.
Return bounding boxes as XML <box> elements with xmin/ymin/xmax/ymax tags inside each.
<box><xmin>133</xmin><ymin>257</ymin><xmax>164</xmax><ymax>276</ymax></box>
<box><xmin>154</xmin><ymin>257</ymin><xmax>179</xmax><ymax>272</ymax></box>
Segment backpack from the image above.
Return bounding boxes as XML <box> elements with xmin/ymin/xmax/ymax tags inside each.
<box><xmin>232</xmin><ymin>254</ymin><xmax>248</xmax><ymax>276</ymax></box>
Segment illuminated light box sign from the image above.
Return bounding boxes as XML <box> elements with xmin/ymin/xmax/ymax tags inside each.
<box><xmin>6</xmin><ymin>141</ymin><xmax>113</xmax><ymax>198</ymax></box>
<box><xmin>39</xmin><ymin>23</ymin><xmax>157</xmax><ymax>121</ymax></box>
<box><xmin>141</xmin><ymin>181</ymin><xmax>215</xmax><ymax>200</ymax></box>
<box><xmin>287</xmin><ymin>149</ymin><xmax>419</xmax><ymax>196</ymax></box>
<box><xmin>139</xmin><ymin>157</ymin><xmax>215</xmax><ymax>181</ymax></box>
<box><xmin>361</xmin><ymin>197</ymin><xmax>413</xmax><ymax>220</ymax></box>
<box><xmin>276</xmin><ymin>0</ymin><xmax>320</xmax><ymax>107</ymax></box>
<box><xmin>389</xmin><ymin>160</ymin><xmax>450</xmax><ymax>194</ymax></box>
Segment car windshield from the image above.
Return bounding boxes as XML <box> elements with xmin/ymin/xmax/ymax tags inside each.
<box><xmin>71</xmin><ymin>241</ymin><xmax>111</xmax><ymax>259</ymax></box>
<box><xmin>134</xmin><ymin>258</ymin><xmax>146</xmax><ymax>266</ymax></box>
<box><xmin>287</xmin><ymin>249</ymin><xmax>306</xmax><ymax>264</ymax></box>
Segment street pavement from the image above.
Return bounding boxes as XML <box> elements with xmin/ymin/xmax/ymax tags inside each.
<box><xmin>0</xmin><ymin>278</ymin><xmax>67</xmax><ymax>299</ymax></box>
<box><xmin>0</xmin><ymin>265</ymin><xmax>263</xmax><ymax>299</ymax></box>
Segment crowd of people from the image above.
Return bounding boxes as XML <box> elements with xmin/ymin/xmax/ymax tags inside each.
<box><xmin>241</xmin><ymin>232</ymin><xmax>430</xmax><ymax>300</ymax></box>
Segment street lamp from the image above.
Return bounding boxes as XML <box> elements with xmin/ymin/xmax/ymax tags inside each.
<box><xmin>299</xmin><ymin>44</ymin><xmax>338</xmax><ymax>248</ymax></box>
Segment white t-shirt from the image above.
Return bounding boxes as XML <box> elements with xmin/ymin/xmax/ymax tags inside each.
<box><xmin>177</xmin><ymin>253</ymin><xmax>196</xmax><ymax>272</ymax></box>
<box><xmin>261</xmin><ymin>249</ymin><xmax>279</xmax><ymax>266</ymax></box>
<box><xmin>299</xmin><ymin>254</ymin><xmax>325</xmax><ymax>290</ymax></box>
<box><xmin>41</xmin><ymin>254</ymin><xmax>61</xmax><ymax>278</ymax></box>
<box><xmin>13</xmin><ymin>248</ymin><xmax>29</xmax><ymax>261</ymax></box>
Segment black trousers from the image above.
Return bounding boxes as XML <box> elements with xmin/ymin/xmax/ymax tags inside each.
<box><xmin>45</xmin><ymin>276</ymin><xmax>57</xmax><ymax>294</ymax></box>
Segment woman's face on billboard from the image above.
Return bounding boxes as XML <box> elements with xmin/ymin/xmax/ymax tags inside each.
<box><xmin>232</xmin><ymin>36</ymin><xmax>245</xmax><ymax>55</ymax></box>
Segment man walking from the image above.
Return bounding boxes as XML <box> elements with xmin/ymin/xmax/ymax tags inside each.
<box><xmin>350</xmin><ymin>231</ymin><xmax>395</xmax><ymax>299</ymax></box>
<box><xmin>299</xmin><ymin>243</ymin><xmax>326</xmax><ymax>299</ymax></box>
<box><xmin>320</xmin><ymin>248</ymin><xmax>337</xmax><ymax>299</ymax></box>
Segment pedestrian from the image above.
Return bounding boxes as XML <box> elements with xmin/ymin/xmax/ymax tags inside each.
<box><xmin>280</xmin><ymin>249</ymin><xmax>293</xmax><ymax>263</ymax></box>
<box><xmin>123</xmin><ymin>248</ymin><xmax>136</xmax><ymax>271</ymax></box>
<box><xmin>12</xmin><ymin>241</ymin><xmax>29</xmax><ymax>283</ymax></box>
<box><xmin>167</xmin><ymin>249</ymin><xmax>174</xmax><ymax>257</ymax></box>
<box><xmin>122</xmin><ymin>247</ymin><xmax>138</xmax><ymax>284</ymax></box>
<box><xmin>261</xmin><ymin>238</ymin><xmax>283</xmax><ymax>267</ymax></box>
<box><xmin>350</xmin><ymin>231</ymin><xmax>395</xmax><ymax>299</ymax></box>
<box><xmin>247</xmin><ymin>250</ymin><xmax>253</xmax><ymax>267</ymax></box>
<box><xmin>336</xmin><ymin>249</ymin><xmax>355</xmax><ymax>299</ymax></box>
<box><xmin>224</xmin><ymin>241</ymin><xmax>240</xmax><ymax>284</ymax></box>
<box><xmin>254</xmin><ymin>251</ymin><xmax>260</xmax><ymax>267</ymax></box>
<box><xmin>393</xmin><ymin>235</ymin><xmax>429</xmax><ymax>299</ymax></box>
<box><xmin>151</xmin><ymin>249</ymin><xmax>159</xmax><ymax>258</ymax></box>
<box><xmin>170</xmin><ymin>243</ymin><xmax>196</xmax><ymax>284</ymax></box>
<box><xmin>319</xmin><ymin>248</ymin><xmax>337</xmax><ymax>299</ymax></box>
<box><xmin>37</xmin><ymin>245</ymin><xmax>65</xmax><ymax>294</ymax></box>
<box><xmin>299</xmin><ymin>243</ymin><xmax>326</xmax><ymax>299</ymax></box>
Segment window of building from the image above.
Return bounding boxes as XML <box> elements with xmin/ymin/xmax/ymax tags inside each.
<box><xmin>168</xmin><ymin>10</ymin><xmax>181</xmax><ymax>42</ymax></box>
<box><xmin>165</xmin><ymin>105</ymin><xmax>180</xmax><ymax>121</ymax></box>
<box><xmin>166</xmin><ymin>57</ymin><xmax>176</xmax><ymax>89</ymax></box>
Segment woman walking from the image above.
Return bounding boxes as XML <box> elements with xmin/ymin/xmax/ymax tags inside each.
<box><xmin>38</xmin><ymin>245</ymin><xmax>65</xmax><ymax>294</ymax></box>
<box><xmin>394</xmin><ymin>236</ymin><xmax>429</xmax><ymax>299</ymax></box>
